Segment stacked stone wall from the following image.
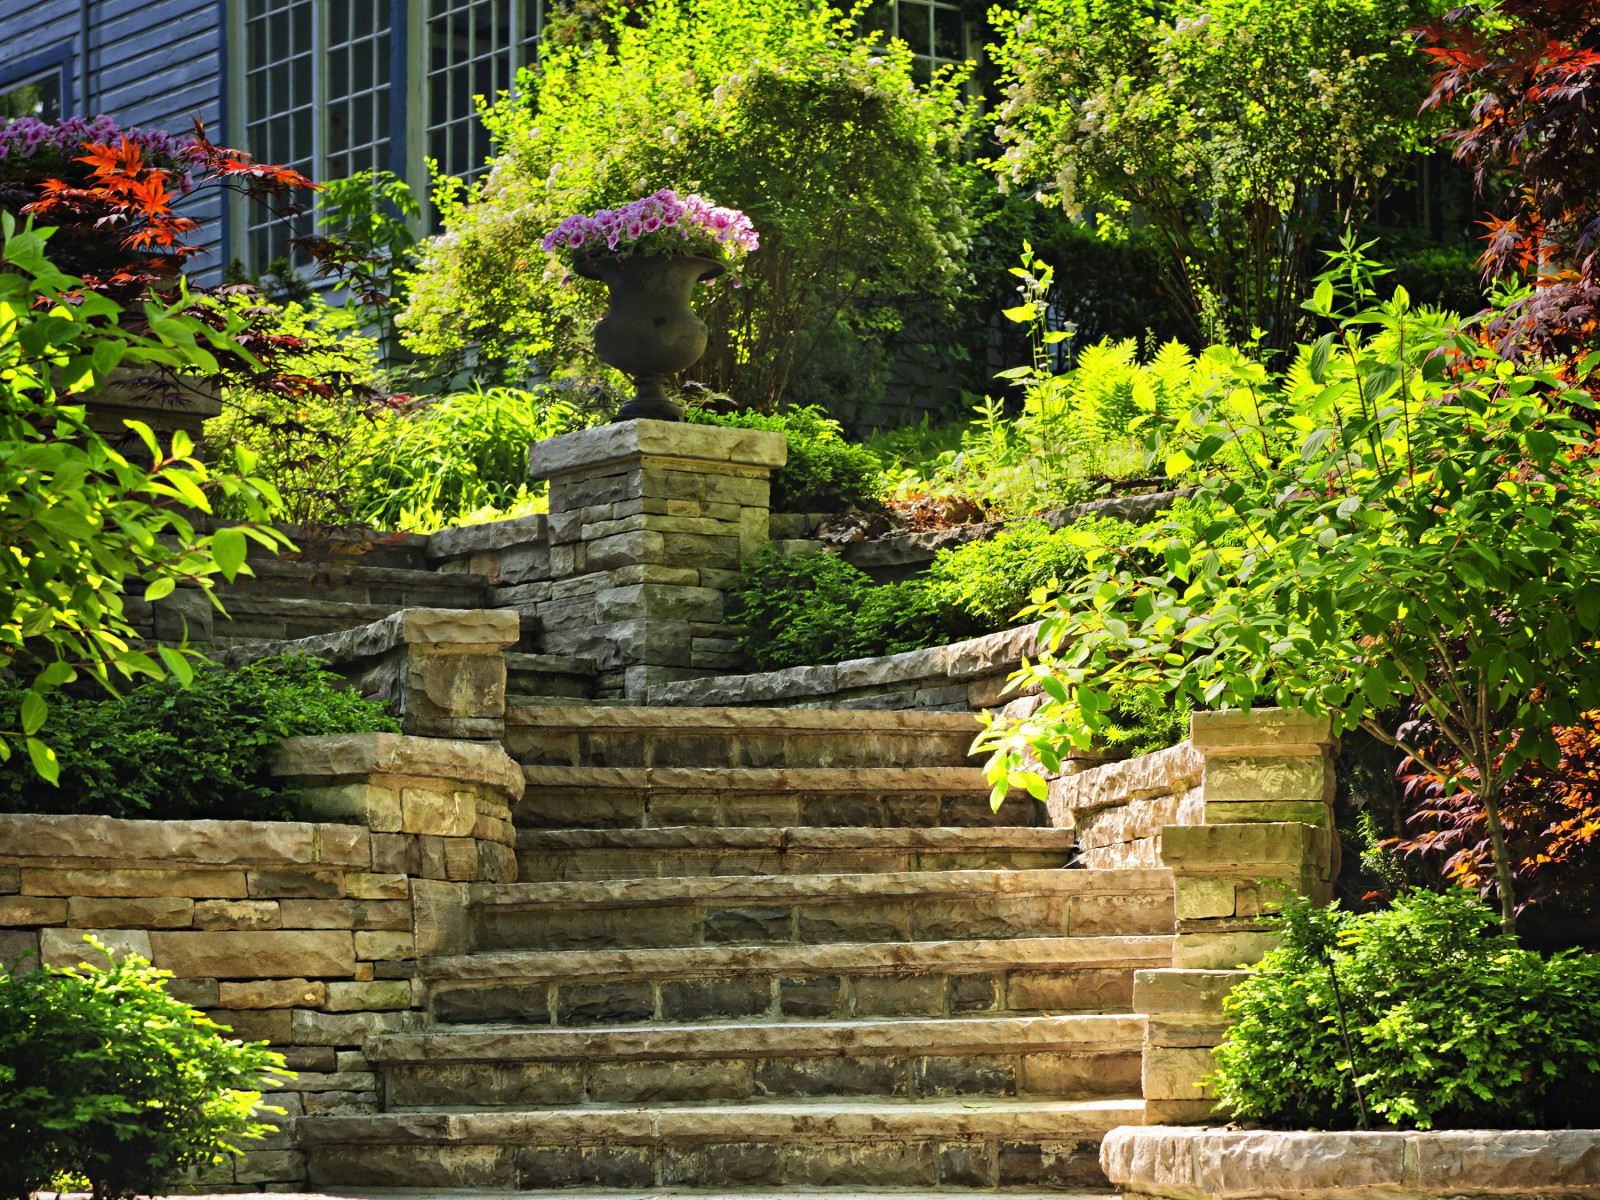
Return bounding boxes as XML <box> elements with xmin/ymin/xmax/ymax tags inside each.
<box><xmin>1046</xmin><ymin>744</ymin><xmax>1205</xmax><ymax>870</ymax></box>
<box><xmin>0</xmin><ymin>731</ymin><xmax>523</xmax><ymax>1190</ymax></box>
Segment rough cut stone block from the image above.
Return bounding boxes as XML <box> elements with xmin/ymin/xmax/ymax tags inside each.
<box><xmin>67</xmin><ymin>896</ymin><xmax>192</xmax><ymax>929</ymax></box>
<box><xmin>23</xmin><ymin>867</ymin><xmax>248</xmax><ymax>898</ymax></box>
<box><xmin>207</xmin><ymin>1006</ymin><xmax>293</xmax><ymax>1044</ymax></box>
<box><xmin>194</xmin><ymin>899</ymin><xmax>282</xmax><ymax>930</ymax></box>
<box><xmin>401</xmin><ymin>787</ymin><xmax>478</xmax><ymax>837</ymax></box>
<box><xmin>1190</xmin><ymin>707</ymin><xmax>1337</xmax><ymax>755</ymax></box>
<box><xmin>217</xmin><ymin>978</ymin><xmax>326</xmax><ymax>1008</ymax></box>
<box><xmin>427</xmin><ymin>512</ymin><xmax>547</xmax><ymax>560</ymax></box>
<box><xmin>1143</xmin><ymin>1045</ymin><xmax>1219</xmax><ymax>1101</ymax></box>
<box><xmin>323</xmin><ymin>979</ymin><xmax>412</xmax><ymax>1011</ymax></box>
<box><xmin>289</xmin><ymin>1007</ymin><xmax>423</xmax><ymax>1045</ymax></box>
<box><xmin>527</xmin><ymin>419</ymin><xmax>787</xmax><ymax>480</ymax></box>
<box><xmin>1133</xmin><ymin>968</ymin><xmax>1253</xmax><ymax>1014</ymax></box>
<box><xmin>1174</xmin><ymin>877</ymin><xmax>1236</xmax><ymax>921</ymax></box>
<box><xmin>298</xmin><ymin>784</ymin><xmax>401</xmax><ymax>832</ymax></box>
<box><xmin>273</xmin><ymin>733</ymin><xmax>525</xmax><ymax>803</ymax></box>
<box><xmin>0</xmin><ymin>813</ymin><xmax>318</xmax><ymax>867</ymax></box>
<box><xmin>0</xmin><ymin>895</ymin><xmax>68</xmax><ymax>925</ymax></box>
<box><xmin>354</xmin><ymin>930</ymin><xmax>414</xmax><ymax>960</ymax></box>
<box><xmin>1160</xmin><ymin>822</ymin><xmax>1320</xmax><ymax>872</ymax></box>
<box><xmin>1172</xmin><ymin>930</ymin><xmax>1280</xmax><ymax>970</ymax></box>
<box><xmin>1203</xmin><ymin>754</ymin><xmax>1334</xmax><ymax>805</ymax></box>
<box><xmin>278</xmin><ymin>899</ymin><xmax>411</xmax><ymax>931</ymax></box>
<box><xmin>149</xmin><ymin>930</ymin><xmax>356</xmax><ymax>978</ymax></box>
<box><xmin>41</xmin><ymin>927</ymin><xmax>152</xmax><ymax>968</ymax></box>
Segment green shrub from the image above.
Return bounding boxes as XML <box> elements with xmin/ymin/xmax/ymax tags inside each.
<box><xmin>0</xmin><ymin>657</ymin><xmax>398</xmax><ymax>821</ymax></box>
<box><xmin>0</xmin><ymin>938</ymin><xmax>288</xmax><ymax>1200</ymax></box>
<box><xmin>686</xmin><ymin>404</ymin><xmax>883</xmax><ymax>512</ymax></box>
<box><xmin>1210</xmin><ymin>889</ymin><xmax>1600</xmax><ymax>1130</ymax></box>
<box><xmin>926</xmin><ymin>521</ymin><xmax>1113</xmax><ymax>627</ymax></box>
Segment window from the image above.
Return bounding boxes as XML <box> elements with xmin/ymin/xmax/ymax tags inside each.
<box><xmin>240</xmin><ymin>0</ymin><xmax>392</xmax><ymax>268</ymax></box>
<box><xmin>234</xmin><ymin>0</ymin><xmax>551</xmax><ymax>265</ymax></box>
<box><xmin>0</xmin><ymin>73</ymin><xmax>63</xmax><ymax>123</ymax></box>
<box><xmin>426</xmin><ymin>0</ymin><xmax>544</xmax><ymax>189</ymax></box>
<box><xmin>861</xmin><ymin>0</ymin><xmax>970</xmax><ymax>83</ymax></box>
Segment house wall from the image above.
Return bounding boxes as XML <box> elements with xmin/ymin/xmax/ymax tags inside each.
<box><xmin>2</xmin><ymin>0</ymin><xmax>227</xmax><ymax>282</ymax></box>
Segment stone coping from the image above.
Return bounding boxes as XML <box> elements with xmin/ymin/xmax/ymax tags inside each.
<box><xmin>1101</xmin><ymin>1125</ymin><xmax>1600</xmax><ymax>1199</ymax></box>
<box><xmin>273</xmin><ymin>732</ymin><xmax>525</xmax><ymax>802</ymax></box>
<box><xmin>526</xmin><ymin>418</ymin><xmax>788</xmax><ymax>480</ymax></box>
<box><xmin>220</xmin><ymin>607</ymin><xmax>520</xmax><ymax>669</ymax></box>
<box><xmin>427</xmin><ymin>512</ymin><xmax>549</xmax><ymax>561</ymax></box>
<box><xmin>1190</xmin><ymin>708</ymin><xmax>1339</xmax><ymax>757</ymax></box>
<box><xmin>0</xmin><ymin>812</ymin><xmax>370</xmax><ymax>868</ymax></box>
<box><xmin>648</xmin><ymin>622</ymin><xmax>1041</xmax><ymax>707</ymax></box>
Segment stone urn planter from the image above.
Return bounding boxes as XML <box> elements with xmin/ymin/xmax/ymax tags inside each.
<box><xmin>576</xmin><ymin>253</ymin><xmax>725</xmax><ymax>423</ymax></box>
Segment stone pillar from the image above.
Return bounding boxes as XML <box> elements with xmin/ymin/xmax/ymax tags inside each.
<box><xmin>1139</xmin><ymin>707</ymin><xmax>1339</xmax><ymax>1124</ymax></box>
<box><xmin>526</xmin><ymin>418</ymin><xmax>787</xmax><ymax>701</ymax></box>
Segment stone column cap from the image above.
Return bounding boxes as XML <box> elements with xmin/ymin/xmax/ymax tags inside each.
<box><xmin>527</xmin><ymin>418</ymin><xmax>788</xmax><ymax>480</ymax></box>
<box><xmin>1190</xmin><ymin>707</ymin><xmax>1338</xmax><ymax>756</ymax></box>
<box><xmin>221</xmin><ymin>607</ymin><xmax>521</xmax><ymax>670</ymax></box>
<box><xmin>273</xmin><ymin>732</ymin><xmax>526</xmax><ymax>802</ymax></box>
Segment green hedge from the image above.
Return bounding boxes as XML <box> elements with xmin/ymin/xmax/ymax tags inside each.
<box><xmin>0</xmin><ymin>657</ymin><xmax>397</xmax><ymax>822</ymax></box>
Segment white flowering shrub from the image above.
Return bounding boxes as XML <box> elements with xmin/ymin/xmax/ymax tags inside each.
<box><xmin>988</xmin><ymin>0</ymin><xmax>1439</xmax><ymax>352</ymax></box>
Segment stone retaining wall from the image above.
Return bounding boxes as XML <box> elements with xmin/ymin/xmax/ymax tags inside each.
<box><xmin>0</xmin><ymin>732</ymin><xmax>522</xmax><ymax>1190</ymax></box>
<box><xmin>647</xmin><ymin>623</ymin><xmax>1043</xmax><ymax>711</ymax></box>
<box><xmin>1047</xmin><ymin>744</ymin><xmax>1205</xmax><ymax>870</ymax></box>
<box><xmin>1102</xmin><ymin>1125</ymin><xmax>1600</xmax><ymax>1199</ymax></box>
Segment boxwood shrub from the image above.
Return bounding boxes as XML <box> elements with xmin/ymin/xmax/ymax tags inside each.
<box><xmin>1210</xmin><ymin>888</ymin><xmax>1600</xmax><ymax>1130</ymax></box>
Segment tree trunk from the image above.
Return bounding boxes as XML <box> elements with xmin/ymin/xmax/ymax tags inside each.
<box><xmin>1479</xmin><ymin>782</ymin><xmax>1520</xmax><ymax>936</ymax></box>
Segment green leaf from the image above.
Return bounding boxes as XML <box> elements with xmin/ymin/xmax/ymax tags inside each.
<box><xmin>211</xmin><ymin>526</ymin><xmax>248</xmax><ymax>582</ymax></box>
<box><xmin>26</xmin><ymin>737</ymin><xmax>60</xmax><ymax>785</ymax></box>
<box><xmin>19</xmin><ymin>692</ymin><xmax>48</xmax><ymax>736</ymax></box>
<box><xmin>157</xmin><ymin>645</ymin><xmax>195</xmax><ymax>686</ymax></box>
<box><xmin>143</xmin><ymin>576</ymin><xmax>176</xmax><ymax>602</ymax></box>
<box><xmin>1308</xmin><ymin>334</ymin><xmax>1334</xmax><ymax>384</ymax></box>
<box><xmin>1311</xmin><ymin>279</ymin><xmax>1334</xmax><ymax>314</ymax></box>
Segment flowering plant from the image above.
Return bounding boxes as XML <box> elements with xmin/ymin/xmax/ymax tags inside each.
<box><xmin>541</xmin><ymin>189</ymin><xmax>758</xmax><ymax>275</ymax></box>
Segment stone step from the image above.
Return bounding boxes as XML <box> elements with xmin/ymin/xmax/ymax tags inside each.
<box><xmin>506</xmin><ymin>653</ymin><xmax>599</xmax><ymax>704</ymax></box>
<box><xmin>218</xmin><ymin>559</ymin><xmax>492</xmax><ymax>607</ymax></box>
<box><xmin>514</xmin><ymin>766</ymin><xmax>1042</xmax><ymax>830</ymax></box>
<box><xmin>295</xmin><ymin>1096</ymin><xmax>1142</xmax><ymax>1190</ymax></box>
<box><xmin>367</xmin><ymin>1014</ymin><xmax>1143</xmax><ymax>1110</ymax></box>
<box><xmin>211</xmin><ymin>595</ymin><xmax>415</xmax><ymax>646</ymax></box>
<box><xmin>467</xmin><ymin>869</ymin><xmax>1174</xmax><ymax>953</ymax></box>
<box><xmin>420</xmin><ymin>934</ymin><xmax>1173</xmax><ymax>1026</ymax></box>
<box><xmin>505</xmin><ymin>705</ymin><xmax>983</xmax><ymax>770</ymax></box>
<box><xmin>515</xmin><ymin>825</ymin><xmax>1079</xmax><ymax>882</ymax></box>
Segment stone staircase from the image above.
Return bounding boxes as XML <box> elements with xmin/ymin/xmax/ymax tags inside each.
<box><xmin>294</xmin><ymin>707</ymin><xmax>1175</xmax><ymax>1191</ymax></box>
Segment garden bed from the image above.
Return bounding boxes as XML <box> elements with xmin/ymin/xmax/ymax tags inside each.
<box><xmin>1101</xmin><ymin>1125</ymin><xmax>1600</xmax><ymax>1200</ymax></box>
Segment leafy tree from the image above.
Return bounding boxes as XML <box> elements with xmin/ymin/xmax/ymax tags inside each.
<box><xmin>400</xmin><ymin>0</ymin><xmax>974</xmax><ymax>410</ymax></box>
<box><xmin>0</xmin><ymin>938</ymin><xmax>289</xmax><ymax>1200</ymax></box>
<box><xmin>1414</xmin><ymin>0</ymin><xmax>1600</xmax><ymax>368</ymax></box>
<box><xmin>975</xmin><ymin>254</ymin><xmax>1600</xmax><ymax>934</ymax></box>
<box><xmin>988</xmin><ymin>0</ymin><xmax>1439</xmax><ymax>352</ymax></box>
<box><xmin>0</xmin><ymin>217</ymin><xmax>288</xmax><ymax>781</ymax></box>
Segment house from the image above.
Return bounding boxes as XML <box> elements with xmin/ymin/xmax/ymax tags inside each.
<box><xmin>1</xmin><ymin>0</ymin><xmax>970</xmax><ymax>285</ymax></box>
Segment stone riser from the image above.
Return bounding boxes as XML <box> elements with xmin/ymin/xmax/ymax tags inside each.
<box><xmin>380</xmin><ymin>1047</ymin><xmax>1141</xmax><ymax>1109</ymax></box>
<box><xmin>427</xmin><ymin>963</ymin><xmax>1151</xmax><ymax>1026</ymax></box>
<box><xmin>302</xmin><ymin>1133</ymin><xmax>1113</xmax><ymax>1192</ymax></box>
<box><xmin>516</xmin><ymin>846</ymin><xmax>1074</xmax><ymax>881</ymax></box>
<box><xmin>470</xmin><ymin>888</ymin><xmax>1175</xmax><ymax>953</ymax></box>
<box><xmin>219</xmin><ymin>580</ymin><xmax>489</xmax><ymax>607</ymax></box>
<box><xmin>514</xmin><ymin>788</ymin><xmax>1045</xmax><ymax>830</ymax></box>
<box><xmin>510</xmin><ymin>730</ymin><xmax>980</xmax><ymax>770</ymax></box>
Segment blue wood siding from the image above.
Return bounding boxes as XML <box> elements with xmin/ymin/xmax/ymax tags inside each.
<box><xmin>1</xmin><ymin>0</ymin><xmax>229</xmax><ymax>283</ymax></box>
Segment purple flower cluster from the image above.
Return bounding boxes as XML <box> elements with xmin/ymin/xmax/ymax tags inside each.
<box><xmin>0</xmin><ymin>116</ymin><xmax>201</xmax><ymax>192</ymax></box>
<box><xmin>541</xmin><ymin>189</ymin><xmax>759</xmax><ymax>261</ymax></box>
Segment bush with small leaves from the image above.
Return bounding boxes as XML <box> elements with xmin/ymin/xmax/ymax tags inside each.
<box><xmin>0</xmin><ymin>937</ymin><xmax>290</xmax><ymax>1200</ymax></box>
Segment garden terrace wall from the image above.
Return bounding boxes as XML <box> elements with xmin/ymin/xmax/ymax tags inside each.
<box><xmin>1048</xmin><ymin>743</ymin><xmax>1205</xmax><ymax>870</ymax></box>
<box><xmin>1101</xmin><ymin>1126</ymin><xmax>1600</xmax><ymax>1200</ymax></box>
<box><xmin>0</xmin><ymin>731</ymin><xmax>522</xmax><ymax>1191</ymax></box>
<box><xmin>647</xmin><ymin>622</ymin><xmax>1043</xmax><ymax>711</ymax></box>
